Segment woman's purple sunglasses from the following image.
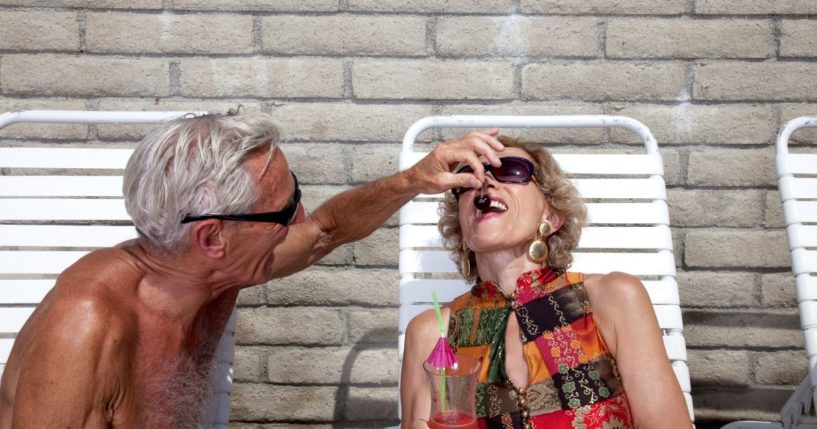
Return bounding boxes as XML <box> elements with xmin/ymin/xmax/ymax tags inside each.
<box><xmin>451</xmin><ymin>156</ymin><xmax>536</xmax><ymax>199</ymax></box>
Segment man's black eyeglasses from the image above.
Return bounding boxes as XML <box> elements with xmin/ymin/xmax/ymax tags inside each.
<box><xmin>181</xmin><ymin>172</ymin><xmax>301</xmax><ymax>226</ymax></box>
<box><xmin>451</xmin><ymin>156</ymin><xmax>536</xmax><ymax>200</ymax></box>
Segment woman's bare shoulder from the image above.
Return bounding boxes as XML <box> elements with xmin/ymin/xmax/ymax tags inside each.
<box><xmin>582</xmin><ymin>271</ymin><xmax>650</xmax><ymax>307</ymax></box>
<box><xmin>406</xmin><ymin>307</ymin><xmax>449</xmax><ymax>341</ymax></box>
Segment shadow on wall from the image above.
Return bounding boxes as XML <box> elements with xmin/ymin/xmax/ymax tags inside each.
<box><xmin>684</xmin><ymin>309</ymin><xmax>804</xmax><ymax>428</ymax></box>
<box><xmin>333</xmin><ymin>327</ymin><xmax>400</xmax><ymax>428</ymax></box>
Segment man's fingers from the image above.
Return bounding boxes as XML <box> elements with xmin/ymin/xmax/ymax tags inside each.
<box><xmin>461</xmin><ymin>132</ymin><xmax>503</xmax><ymax>165</ymax></box>
<box><xmin>445</xmin><ymin>170</ymin><xmax>483</xmax><ymax>191</ymax></box>
<box><xmin>445</xmin><ymin>151</ymin><xmax>485</xmax><ymax>183</ymax></box>
<box><xmin>410</xmin><ymin>129</ymin><xmax>504</xmax><ymax>196</ymax></box>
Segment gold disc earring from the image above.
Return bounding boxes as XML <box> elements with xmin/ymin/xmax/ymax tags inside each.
<box><xmin>461</xmin><ymin>242</ymin><xmax>471</xmax><ymax>278</ymax></box>
<box><xmin>527</xmin><ymin>221</ymin><xmax>551</xmax><ymax>264</ymax></box>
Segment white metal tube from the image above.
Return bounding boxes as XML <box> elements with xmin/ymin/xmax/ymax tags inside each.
<box><xmin>401</xmin><ymin>115</ymin><xmax>659</xmax><ymax>154</ymax></box>
<box><xmin>776</xmin><ymin>116</ymin><xmax>817</xmax><ymax>416</ymax></box>
<box><xmin>776</xmin><ymin>116</ymin><xmax>817</xmax><ymax>156</ymax></box>
<box><xmin>0</xmin><ymin>110</ymin><xmax>201</xmax><ymax>130</ymax></box>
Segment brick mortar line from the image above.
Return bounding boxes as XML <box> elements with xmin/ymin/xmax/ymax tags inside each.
<box><xmin>667</xmin><ymin>185</ymin><xmax>786</xmax><ymax>192</ymax></box>
<box><xmin>677</xmin><ymin>225</ymin><xmax>786</xmax><ymax>231</ymax></box>
<box><xmin>343</xmin><ymin>59</ymin><xmax>353</xmax><ymax>99</ymax></box>
<box><xmin>426</xmin><ymin>15</ymin><xmax>437</xmax><ymax>57</ymax></box>
<box><xmin>168</xmin><ymin>60</ymin><xmax>181</xmax><ymax>96</ymax></box>
<box><xmin>683</xmin><ymin>63</ymin><xmax>694</xmax><ymax>102</ymax></box>
<box><xmin>251</xmin><ymin>15</ymin><xmax>262</xmax><ymax>52</ymax></box>
<box><xmin>752</xmin><ymin>263</ymin><xmax>765</xmax><ymax>308</ymax></box>
<box><xmin>8</xmin><ymin>52</ymin><xmax>817</xmax><ymax>63</ymax></box>
<box><xmin>9</xmin><ymin>9</ymin><xmax>794</xmax><ymax>20</ymax></box>
<box><xmin>3</xmin><ymin>5</ymin><xmax>817</xmax><ymax>17</ymax></box>
<box><xmin>77</xmin><ymin>10</ymin><xmax>87</xmax><ymax>53</ymax></box>
<box><xmin>685</xmin><ymin>345</ymin><xmax>804</xmax><ymax>352</ymax></box>
<box><xmin>676</xmin><ymin>269</ymin><xmax>791</xmax><ymax>275</ymax></box>
<box><xmin>683</xmin><ymin>308</ymin><xmax>800</xmax><ymax>316</ymax></box>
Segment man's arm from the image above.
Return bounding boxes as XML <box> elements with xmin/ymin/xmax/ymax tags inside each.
<box><xmin>269</xmin><ymin>130</ymin><xmax>504</xmax><ymax>278</ymax></box>
<box><xmin>9</xmin><ymin>297</ymin><xmax>128</xmax><ymax>427</ymax></box>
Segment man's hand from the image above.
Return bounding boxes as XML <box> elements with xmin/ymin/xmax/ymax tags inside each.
<box><xmin>267</xmin><ymin>129</ymin><xmax>503</xmax><ymax>279</ymax></box>
<box><xmin>405</xmin><ymin>129</ymin><xmax>504</xmax><ymax>196</ymax></box>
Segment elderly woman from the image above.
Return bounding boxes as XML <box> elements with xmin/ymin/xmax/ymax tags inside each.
<box><xmin>401</xmin><ymin>136</ymin><xmax>691</xmax><ymax>429</ymax></box>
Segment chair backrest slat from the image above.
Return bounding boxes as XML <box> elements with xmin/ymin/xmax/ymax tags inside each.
<box><xmin>784</xmin><ymin>201</ymin><xmax>817</xmax><ymax>224</ymax></box>
<box><xmin>787</xmin><ymin>225</ymin><xmax>817</xmax><ymax>249</ymax></box>
<box><xmin>0</xmin><ymin>250</ymin><xmax>90</xmax><ymax>274</ymax></box>
<box><xmin>779</xmin><ymin>177</ymin><xmax>817</xmax><ymax>200</ymax></box>
<box><xmin>0</xmin><ymin>225</ymin><xmax>135</xmax><ymax>247</ymax></box>
<box><xmin>0</xmin><ymin>309</ymin><xmax>36</xmax><ymax>333</ymax></box>
<box><xmin>0</xmin><ymin>177</ymin><xmax>123</xmax><ymax>197</ymax></box>
<box><xmin>0</xmin><ymin>147</ymin><xmax>133</xmax><ymax>169</ymax></box>
<box><xmin>0</xmin><ymin>199</ymin><xmax>129</xmax><ymax>220</ymax></box>
<box><xmin>0</xmin><ymin>280</ymin><xmax>54</xmax><ymax>304</ymax></box>
<box><xmin>776</xmin><ymin>153</ymin><xmax>817</xmax><ymax>176</ymax></box>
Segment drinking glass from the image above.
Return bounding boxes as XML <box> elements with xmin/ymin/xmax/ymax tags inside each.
<box><xmin>423</xmin><ymin>354</ymin><xmax>482</xmax><ymax>429</ymax></box>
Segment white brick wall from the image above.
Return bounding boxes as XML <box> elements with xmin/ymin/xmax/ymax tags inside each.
<box><xmin>1</xmin><ymin>2</ymin><xmax>815</xmax><ymax>427</ymax></box>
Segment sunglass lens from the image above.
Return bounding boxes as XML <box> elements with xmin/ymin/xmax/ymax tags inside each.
<box><xmin>494</xmin><ymin>158</ymin><xmax>531</xmax><ymax>183</ymax></box>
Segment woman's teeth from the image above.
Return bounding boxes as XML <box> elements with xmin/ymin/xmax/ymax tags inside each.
<box><xmin>476</xmin><ymin>200</ymin><xmax>508</xmax><ymax>218</ymax></box>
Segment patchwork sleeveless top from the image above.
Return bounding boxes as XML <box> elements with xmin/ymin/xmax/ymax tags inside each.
<box><xmin>446</xmin><ymin>268</ymin><xmax>634</xmax><ymax>429</ymax></box>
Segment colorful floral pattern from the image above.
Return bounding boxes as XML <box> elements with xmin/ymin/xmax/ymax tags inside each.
<box><xmin>447</xmin><ymin>268</ymin><xmax>633</xmax><ymax>429</ymax></box>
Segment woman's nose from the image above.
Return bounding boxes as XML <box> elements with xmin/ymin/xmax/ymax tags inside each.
<box><xmin>483</xmin><ymin>171</ymin><xmax>499</xmax><ymax>188</ymax></box>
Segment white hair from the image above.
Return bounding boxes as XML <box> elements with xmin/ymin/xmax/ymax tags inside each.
<box><xmin>123</xmin><ymin>113</ymin><xmax>281</xmax><ymax>254</ymax></box>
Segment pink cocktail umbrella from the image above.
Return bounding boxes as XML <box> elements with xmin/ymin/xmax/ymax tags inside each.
<box><xmin>426</xmin><ymin>290</ymin><xmax>457</xmax><ymax>369</ymax></box>
<box><xmin>426</xmin><ymin>290</ymin><xmax>457</xmax><ymax>412</ymax></box>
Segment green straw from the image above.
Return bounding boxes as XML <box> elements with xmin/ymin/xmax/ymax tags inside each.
<box><xmin>432</xmin><ymin>290</ymin><xmax>445</xmax><ymax>335</ymax></box>
<box><xmin>431</xmin><ymin>290</ymin><xmax>447</xmax><ymax>413</ymax></box>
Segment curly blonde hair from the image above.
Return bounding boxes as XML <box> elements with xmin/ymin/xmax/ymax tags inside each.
<box><xmin>438</xmin><ymin>136</ymin><xmax>587</xmax><ymax>282</ymax></box>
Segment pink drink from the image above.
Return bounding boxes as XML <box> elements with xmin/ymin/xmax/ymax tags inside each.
<box><xmin>428</xmin><ymin>410</ymin><xmax>478</xmax><ymax>429</ymax></box>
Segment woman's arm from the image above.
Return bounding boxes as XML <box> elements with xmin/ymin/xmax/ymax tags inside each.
<box><xmin>587</xmin><ymin>272</ymin><xmax>692</xmax><ymax>428</ymax></box>
<box><xmin>400</xmin><ymin>308</ymin><xmax>449</xmax><ymax>429</ymax></box>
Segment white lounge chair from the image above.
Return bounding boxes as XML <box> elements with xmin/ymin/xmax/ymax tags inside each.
<box><xmin>0</xmin><ymin>110</ymin><xmax>234</xmax><ymax>428</ymax></box>
<box><xmin>722</xmin><ymin>117</ymin><xmax>817</xmax><ymax>429</ymax></box>
<box><xmin>397</xmin><ymin>115</ymin><xmax>694</xmax><ymax>423</ymax></box>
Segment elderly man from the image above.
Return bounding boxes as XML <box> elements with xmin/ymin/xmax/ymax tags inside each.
<box><xmin>0</xmin><ymin>113</ymin><xmax>504</xmax><ymax>428</ymax></box>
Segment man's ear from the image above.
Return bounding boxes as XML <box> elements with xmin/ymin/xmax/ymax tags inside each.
<box><xmin>190</xmin><ymin>220</ymin><xmax>227</xmax><ymax>259</ymax></box>
<box><xmin>545</xmin><ymin>210</ymin><xmax>565</xmax><ymax>236</ymax></box>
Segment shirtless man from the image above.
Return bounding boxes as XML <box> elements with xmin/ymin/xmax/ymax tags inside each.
<box><xmin>0</xmin><ymin>113</ymin><xmax>504</xmax><ymax>428</ymax></box>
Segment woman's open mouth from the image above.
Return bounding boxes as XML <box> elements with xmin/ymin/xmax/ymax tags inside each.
<box><xmin>475</xmin><ymin>196</ymin><xmax>508</xmax><ymax>221</ymax></box>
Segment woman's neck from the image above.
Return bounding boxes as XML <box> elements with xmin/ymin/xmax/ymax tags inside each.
<box><xmin>474</xmin><ymin>248</ymin><xmax>542</xmax><ymax>296</ymax></box>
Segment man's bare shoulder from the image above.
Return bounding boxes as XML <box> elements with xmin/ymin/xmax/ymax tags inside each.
<box><xmin>59</xmin><ymin>245</ymin><xmax>145</xmax><ymax>290</ymax></box>
<box><xmin>24</xmin><ymin>246</ymin><xmax>143</xmax><ymax>357</ymax></box>
<box><xmin>30</xmin><ymin>281</ymin><xmax>135</xmax><ymax>352</ymax></box>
